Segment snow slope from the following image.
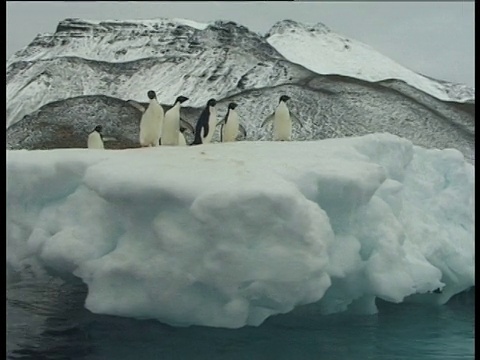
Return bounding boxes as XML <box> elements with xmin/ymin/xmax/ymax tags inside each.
<box><xmin>6</xmin><ymin>51</ymin><xmax>308</xmax><ymax>128</ymax></box>
<box><xmin>266</xmin><ymin>20</ymin><xmax>475</xmax><ymax>103</ymax></box>
<box><xmin>6</xmin><ymin>18</ymin><xmax>209</xmax><ymax>64</ymax></box>
<box><xmin>7</xmin><ymin>134</ymin><xmax>474</xmax><ymax>328</ymax></box>
<box><xmin>6</xmin><ymin>17</ymin><xmax>281</xmax><ymax>66</ymax></box>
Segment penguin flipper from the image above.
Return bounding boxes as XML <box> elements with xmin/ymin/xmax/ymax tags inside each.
<box><xmin>217</xmin><ymin>111</ymin><xmax>229</xmax><ymax>128</ymax></box>
<box><xmin>203</xmin><ymin>123</ymin><xmax>210</xmax><ymax>138</ymax></box>
<box><xmin>261</xmin><ymin>112</ymin><xmax>275</xmax><ymax>128</ymax></box>
<box><xmin>126</xmin><ymin>100</ymin><xmax>146</xmax><ymax>113</ymax></box>
<box><xmin>290</xmin><ymin>113</ymin><xmax>303</xmax><ymax>128</ymax></box>
<box><xmin>238</xmin><ymin>124</ymin><xmax>247</xmax><ymax>139</ymax></box>
<box><xmin>102</xmin><ymin>136</ymin><xmax>117</xmax><ymax>142</ymax></box>
<box><xmin>180</xmin><ymin>118</ymin><xmax>195</xmax><ymax>134</ymax></box>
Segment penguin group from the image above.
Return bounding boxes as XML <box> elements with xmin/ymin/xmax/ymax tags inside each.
<box><xmin>87</xmin><ymin>91</ymin><xmax>302</xmax><ymax>149</ymax></box>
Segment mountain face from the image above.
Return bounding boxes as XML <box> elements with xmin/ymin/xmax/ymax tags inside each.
<box><xmin>6</xmin><ymin>18</ymin><xmax>475</xmax><ymax>163</ymax></box>
<box><xmin>7</xmin><ymin>18</ymin><xmax>311</xmax><ymax>128</ymax></box>
<box><xmin>266</xmin><ymin>20</ymin><xmax>475</xmax><ymax>104</ymax></box>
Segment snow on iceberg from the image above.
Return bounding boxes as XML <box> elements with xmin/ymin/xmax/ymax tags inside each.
<box><xmin>6</xmin><ymin>133</ymin><xmax>474</xmax><ymax>328</ymax></box>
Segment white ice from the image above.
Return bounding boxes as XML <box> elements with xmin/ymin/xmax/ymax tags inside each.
<box><xmin>6</xmin><ymin>133</ymin><xmax>474</xmax><ymax>328</ymax></box>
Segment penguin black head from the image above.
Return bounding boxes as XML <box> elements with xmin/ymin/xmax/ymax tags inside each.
<box><xmin>93</xmin><ymin>125</ymin><xmax>103</xmax><ymax>133</ymax></box>
<box><xmin>147</xmin><ymin>90</ymin><xmax>157</xmax><ymax>100</ymax></box>
<box><xmin>228</xmin><ymin>102</ymin><xmax>238</xmax><ymax>110</ymax></box>
<box><xmin>279</xmin><ymin>95</ymin><xmax>291</xmax><ymax>103</ymax></box>
<box><xmin>175</xmin><ymin>96</ymin><xmax>189</xmax><ymax>104</ymax></box>
<box><xmin>207</xmin><ymin>98</ymin><xmax>217</xmax><ymax>107</ymax></box>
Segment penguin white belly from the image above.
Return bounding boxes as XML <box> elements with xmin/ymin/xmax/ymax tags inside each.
<box><xmin>178</xmin><ymin>132</ymin><xmax>187</xmax><ymax>146</ymax></box>
<box><xmin>162</xmin><ymin>110</ymin><xmax>180</xmax><ymax>146</ymax></box>
<box><xmin>223</xmin><ymin>112</ymin><xmax>239</xmax><ymax>142</ymax></box>
<box><xmin>140</xmin><ymin>103</ymin><xmax>164</xmax><ymax>147</ymax></box>
<box><xmin>273</xmin><ymin>105</ymin><xmax>291</xmax><ymax>141</ymax></box>
<box><xmin>202</xmin><ymin>109</ymin><xmax>217</xmax><ymax>144</ymax></box>
<box><xmin>151</xmin><ymin>102</ymin><xmax>164</xmax><ymax>140</ymax></box>
<box><xmin>88</xmin><ymin>132</ymin><xmax>104</xmax><ymax>149</ymax></box>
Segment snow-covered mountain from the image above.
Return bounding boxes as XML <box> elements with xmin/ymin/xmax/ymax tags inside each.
<box><xmin>266</xmin><ymin>20</ymin><xmax>475</xmax><ymax>104</ymax></box>
<box><xmin>6</xmin><ymin>18</ymin><xmax>475</xmax><ymax>163</ymax></box>
<box><xmin>6</xmin><ymin>18</ymin><xmax>309</xmax><ymax>127</ymax></box>
<box><xmin>8</xmin><ymin>18</ymin><xmax>474</xmax><ymax>104</ymax></box>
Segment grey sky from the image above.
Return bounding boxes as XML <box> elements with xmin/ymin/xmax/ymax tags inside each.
<box><xmin>6</xmin><ymin>1</ymin><xmax>475</xmax><ymax>87</ymax></box>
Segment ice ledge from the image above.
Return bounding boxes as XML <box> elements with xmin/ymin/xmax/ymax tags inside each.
<box><xmin>6</xmin><ymin>134</ymin><xmax>474</xmax><ymax>328</ymax></box>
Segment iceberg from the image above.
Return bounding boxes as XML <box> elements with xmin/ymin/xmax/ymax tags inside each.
<box><xmin>6</xmin><ymin>133</ymin><xmax>474</xmax><ymax>329</ymax></box>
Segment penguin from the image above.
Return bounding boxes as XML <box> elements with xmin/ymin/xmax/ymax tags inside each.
<box><xmin>192</xmin><ymin>98</ymin><xmax>217</xmax><ymax>145</ymax></box>
<box><xmin>161</xmin><ymin>95</ymin><xmax>189</xmax><ymax>146</ymax></box>
<box><xmin>216</xmin><ymin>102</ymin><xmax>247</xmax><ymax>142</ymax></box>
<box><xmin>87</xmin><ymin>125</ymin><xmax>104</xmax><ymax>149</ymax></box>
<box><xmin>261</xmin><ymin>95</ymin><xmax>303</xmax><ymax>141</ymax></box>
<box><xmin>137</xmin><ymin>90</ymin><xmax>164</xmax><ymax>147</ymax></box>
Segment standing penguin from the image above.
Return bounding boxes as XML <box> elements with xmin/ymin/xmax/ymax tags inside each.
<box><xmin>137</xmin><ymin>90</ymin><xmax>164</xmax><ymax>147</ymax></box>
<box><xmin>161</xmin><ymin>95</ymin><xmax>189</xmax><ymax>146</ymax></box>
<box><xmin>261</xmin><ymin>95</ymin><xmax>303</xmax><ymax>141</ymax></box>
<box><xmin>192</xmin><ymin>98</ymin><xmax>218</xmax><ymax>145</ymax></box>
<box><xmin>216</xmin><ymin>102</ymin><xmax>247</xmax><ymax>142</ymax></box>
<box><xmin>87</xmin><ymin>125</ymin><xmax>104</xmax><ymax>149</ymax></box>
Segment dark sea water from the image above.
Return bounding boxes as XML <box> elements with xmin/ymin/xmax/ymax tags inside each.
<box><xmin>7</xmin><ymin>273</ymin><xmax>474</xmax><ymax>360</ymax></box>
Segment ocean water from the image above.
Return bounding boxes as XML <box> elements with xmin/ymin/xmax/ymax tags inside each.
<box><xmin>7</xmin><ymin>273</ymin><xmax>474</xmax><ymax>360</ymax></box>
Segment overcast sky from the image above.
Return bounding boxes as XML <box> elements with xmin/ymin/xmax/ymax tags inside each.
<box><xmin>6</xmin><ymin>1</ymin><xmax>475</xmax><ymax>87</ymax></box>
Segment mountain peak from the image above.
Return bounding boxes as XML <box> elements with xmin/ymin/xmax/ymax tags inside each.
<box><xmin>55</xmin><ymin>17</ymin><xmax>210</xmax><ymax>34</ymax></box>
<box><xmin>265</xmin><ymin>19</ymin><xmax>474</xmax><ymax>103</ymax></box>
<box><xmin>266</xmin><ymin>19</ymin><xmax>331</xmax><ymax>37</ymax></box>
